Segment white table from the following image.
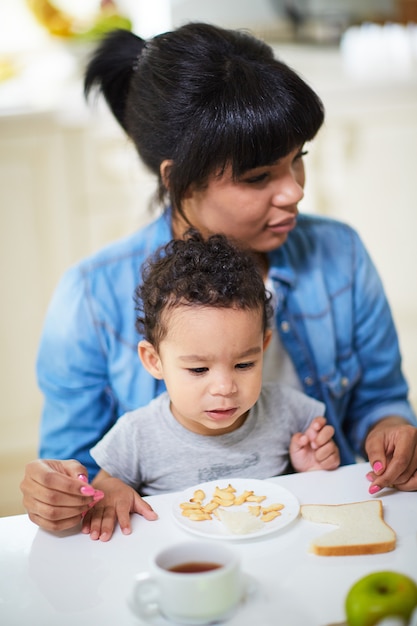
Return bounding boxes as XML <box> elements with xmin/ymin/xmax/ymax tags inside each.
<box><xmin>1</xmin><ymin>463</ymin><xmax>416</xmax><ymax>626</ymax></box>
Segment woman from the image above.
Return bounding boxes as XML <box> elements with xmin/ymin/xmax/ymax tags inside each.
<box><xmin>21</xmin><ymin>23</ymin><xmax>417</xmax><ymax>532</ymax></box>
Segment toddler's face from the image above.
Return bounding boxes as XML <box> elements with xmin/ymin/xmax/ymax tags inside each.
<box><xmin>157</xmin><ymin>304</ymin><xmax>268</xmax><ymax>435</ymax></box>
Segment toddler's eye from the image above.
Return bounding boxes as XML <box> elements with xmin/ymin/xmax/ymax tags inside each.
<box><xmin>188</xmin><ymin>367</ymin><xmax>208</xmax><ymax>375</ymax></box>
<box><xmin>235</xmin><ymin>362</ymin><xmax>255</xmax><ymax>370</ymax></box>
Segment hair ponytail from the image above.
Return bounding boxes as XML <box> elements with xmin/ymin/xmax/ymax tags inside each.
<box><xmin>84</xmin><ymin>23</ymin><xmax>324</xmax><ymax>214</ymax></box>
<box><xmin>84</xmin><ymin>29</ymin><xmax>145</xmax><ymax>132</ymax></box>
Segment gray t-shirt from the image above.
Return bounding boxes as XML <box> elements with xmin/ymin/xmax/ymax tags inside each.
<box><xmin>90</xmin><ymin>383</ymin><xmax>325</xmax><ymax>495</ymax></box>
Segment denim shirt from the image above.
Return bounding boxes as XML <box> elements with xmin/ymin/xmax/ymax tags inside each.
<box><xmin>37</xmin><ymin>211</ymin><xmax>416</xmax><ymax>476</ymax></box>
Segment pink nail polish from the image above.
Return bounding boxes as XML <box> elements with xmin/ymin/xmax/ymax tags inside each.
<box><xmin>373</xmin><ymin>461</ymin><xmax>383</xmax><ymax>473</ymax></box>
<box><xmin>365</xmin><ymin>472</ymin><xmax>373</xmax><ymax>482</ymax></box>
<box><xmin>78</xmin><ymin>473</ymin><xmax>88</xmax><ymax>482</ymax></box>
<box><xmin>80</xmin><ymin>485</ymin><xmax>95</xmax><ymax>496</ymax></box>
<box><xmin>93</xmin><ymin>490</ymin><xmax>104</xmax><ymax>501</ymax></box>
<box><xmin>369</xmin><ymin>485</ymin><xmax>381</xmax><ymax>494</ymax></box>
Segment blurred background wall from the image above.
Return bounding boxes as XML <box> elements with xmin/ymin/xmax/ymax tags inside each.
<box><xmin>1</xmin><ymin>0</ymin><xmax>416</xmax><ymax>516</ymax></box>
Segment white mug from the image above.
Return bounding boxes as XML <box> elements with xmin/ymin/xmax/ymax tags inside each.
<box><xmin>128</xmin><ymin>540</ymin><xmax>243</xmax><ymax>624</ymax></box>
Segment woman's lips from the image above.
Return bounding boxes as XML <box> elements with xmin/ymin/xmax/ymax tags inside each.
<box><xmin>266</xmin><ymin>216</ymin><xmax>297</xmax><ymax>234</ymax></box>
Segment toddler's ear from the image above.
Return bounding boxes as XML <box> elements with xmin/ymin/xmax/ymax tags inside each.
<box><xmin>138</xmin><ymin>340</ymin><xmax>164</xmax><ymax>379</ymax></box>
<box><xmin>263</xmin><ymin>329</ymin><xmax>273</xmax><ymax>352</ymax></box>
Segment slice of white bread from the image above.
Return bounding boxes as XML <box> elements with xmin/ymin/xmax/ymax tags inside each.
<box><xmin>300</xmin><ymin>500</ymin><xmax>396</xmax><ymax>556</ymax></box>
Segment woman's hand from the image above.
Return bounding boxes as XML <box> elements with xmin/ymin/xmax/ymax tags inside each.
<box><xmin>82</xmin><ymin>471</ymin><xmax>158</xmax><ymax>542</ymax></box>
<box><xmin>365</xmin><ymin>417</ymin><xmax>417</xmax><ymax>493</ymax></box>
<box><xmin>20</xmin><ymin>459</ymin><xmax>102</xmax><ymax>531</ymax></box>
<box><xmin>290</xmin><ymin>416</ymin><xmax>340</xmax><ymax>472</ymax></box>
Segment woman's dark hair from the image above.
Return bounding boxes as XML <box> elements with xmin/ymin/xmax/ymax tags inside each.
<box><xmin>135</xmin><ymin>229</ymin><xmax>273</xmax><ymax>349</ymax></box>
<box><xmin>85</xmin><ymin>22</ymin><xmax>324</xmax><ymax>217</ymax></box>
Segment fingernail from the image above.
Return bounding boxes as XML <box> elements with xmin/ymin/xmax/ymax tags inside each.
<box><xmin>373</xmin><ymin>461</ymin><xmax>383</xmax><ymax>473</ymax></box>
<box><xmin>369</xmin><ymin>485</ymin><xmax>381</xmax><ymax>494</ymax></box>
<box><xmin>93</xmin><ymin>490</ymin><xmax>104</xmax><ymax>501</ymax></box>
<box><xmin>78</xmin><ymin>474</ymin><xmax>88</xmax><ymax>482</ymax></box>
<box><xmin>366</xmin><ymin>472</ymin><xmax>373</xmax><ymax>482</ymax></box>
<box><xmin>80</xmin><ymin>485</ymin><xmax>95</xmax><ymax>496</ymax></box>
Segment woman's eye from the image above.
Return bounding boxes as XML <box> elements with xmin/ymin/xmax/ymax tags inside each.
<box><xmin>295</xmin><ymin>150</ymin><xmax>308</xmax><ymax>161</ymax></box>
<box><xmin>242</xmin><ymin>172</ymin><xmax>268</xmax><ymax>184</ymax></box>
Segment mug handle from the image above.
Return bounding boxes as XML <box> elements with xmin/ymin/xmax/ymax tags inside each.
<box><xmin>128</xmin><ymin>572</ymin><xmax>160</xmax><ymax>620</ymax></box>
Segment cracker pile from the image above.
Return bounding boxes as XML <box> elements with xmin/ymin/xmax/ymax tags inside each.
<box><xmin>179</xmin><ymin>483</ymin><xmax>284</xmax><ymax>523</ymax></box>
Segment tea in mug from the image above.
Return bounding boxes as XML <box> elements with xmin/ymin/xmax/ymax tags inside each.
<box><xmin>168</xmin><ymin>561</ymin><xmax>222</xmax><ymax>574</ymax></box>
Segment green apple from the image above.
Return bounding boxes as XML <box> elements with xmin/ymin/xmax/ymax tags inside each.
<box><xmin>345</xmin><ymin>571</ymin><xmax>417</xmax><ymax>626</ymax></box>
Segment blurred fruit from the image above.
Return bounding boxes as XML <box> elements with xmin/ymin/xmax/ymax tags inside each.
<box><xmin>0</xmin><ymin>59</ymin><xmax>18</xmax><ymax>83</ymax></box>
<box><xmin>74</xmin><ymin>12</ymin><xmax>131</xmax><ymax>42</ymax></box>
<box><xmin>345</xmin><ymin>571</ymin><xmax>417</xmax><ymax>626</ymax></box>
<box><xmin>26</xmin><ymin>0</ymin><xmax>75</xmax><ymax>38</ymax></box>
<box><xmin>26</xmin><ymin>0</ymin><xmax>131</xmax><ymax>40</ymax></box>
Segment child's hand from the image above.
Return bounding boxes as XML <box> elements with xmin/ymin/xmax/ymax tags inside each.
<box><xmin>290</xmin><ymin>416</ymin><xmax>340</xmax><ymax>472</ymax></box>
<box><xmin>81</xmin><ymin>472</ymin><xmax>158</xmax><ymax>541</ymax></box>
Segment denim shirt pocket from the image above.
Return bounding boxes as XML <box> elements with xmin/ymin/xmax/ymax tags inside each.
<box><xmin>321</xmin><ymin>351</ymin><xmax>362</xmax><ymax>399</ymax></box>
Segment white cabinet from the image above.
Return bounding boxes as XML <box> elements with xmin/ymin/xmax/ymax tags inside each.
<box><xmin>308</xmin><ymin>105</ymin><xmax>417</xmax><ymax>408</ymax></box>
<box><xmin>0</xmin><ymin>106</ymin><xmax>155</xmax><ymax>515</ymax></box>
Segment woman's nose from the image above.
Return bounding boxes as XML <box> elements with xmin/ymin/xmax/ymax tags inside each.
<box><xmin>271</xmin><ymin>173</ymin><xmax>304</xmax><ymax>207</ymax></box>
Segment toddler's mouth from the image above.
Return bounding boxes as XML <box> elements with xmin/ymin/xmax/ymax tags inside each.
<box><xmin>205</xmin><ymin>407</ymin><xmax>237</xmax><ymax>421</ymax></box>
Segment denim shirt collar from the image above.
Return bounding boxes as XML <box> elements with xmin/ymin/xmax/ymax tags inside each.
<box><xmin>267</xmin><ymin>264</ymin><xmax>296</xmax><ymax>287</ymax></box>
<box><xmin>267</xmin><ymin>249</ymin><xmax>297</xmax><ymax>288</ymax></box>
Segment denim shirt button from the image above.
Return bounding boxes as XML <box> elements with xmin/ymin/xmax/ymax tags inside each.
<box><xmin>341</xmin><ymin>376</ymin><xmax>349</xmax><ymax>388</ymax></box>
<box><xmin>304</xmin><ymin>376</ymin><xmax>314</xmax><ymax>386</ymax></box>
<box><xmin>280</xmin><ymin>321</ymin><xmax>290</xmax><ymax>332</ymax></box>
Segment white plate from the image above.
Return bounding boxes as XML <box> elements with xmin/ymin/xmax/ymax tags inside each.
<box><xmin>172</xmin><ymin>478</ymin><xmax>300</xmax><ymax>540</ymax></box>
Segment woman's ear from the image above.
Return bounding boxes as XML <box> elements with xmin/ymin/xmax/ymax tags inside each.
<box><xmin>138</xmin><ymin>340</ymin><xmax>164</xmax><ymax>379</ymax></box>
<box><xmin>160</xmin><ymin>159</ymin><xmax>173</xmax><ymax>191</ymax></box>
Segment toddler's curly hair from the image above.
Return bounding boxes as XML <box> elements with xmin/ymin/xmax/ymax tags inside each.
<box><xmin>135</xmin><ymin>229</ymin><xmax>272</xmax><ymax>349</ymax></box>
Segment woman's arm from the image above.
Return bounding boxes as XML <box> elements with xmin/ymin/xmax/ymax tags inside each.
<box><xmin>347</xmin><ymin>230</ymin><xmax>417</xmax><ymax>490</ymax></box>
<box><xmin>37</xmin><ymin>266</ymin><xmax>118</xmax><ymax>476</ymax></box>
